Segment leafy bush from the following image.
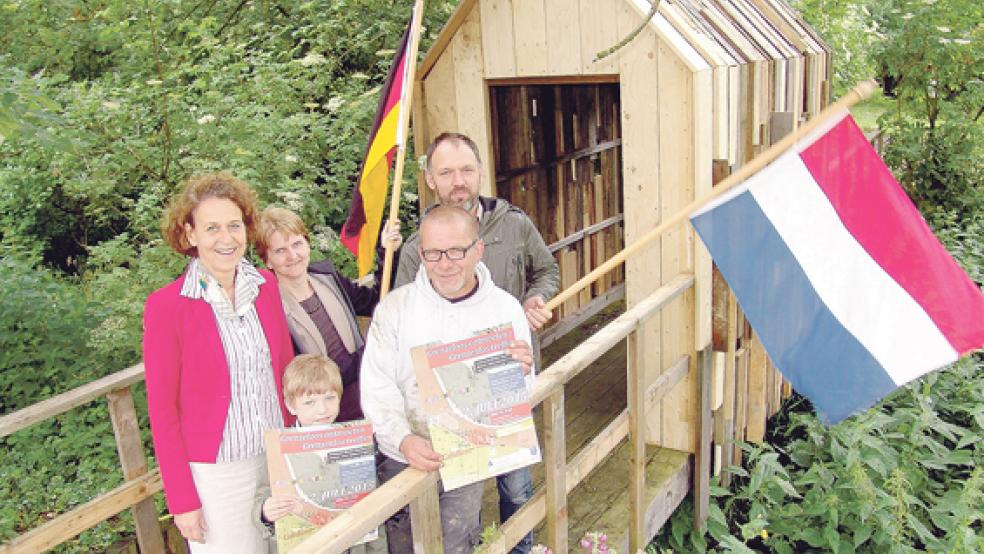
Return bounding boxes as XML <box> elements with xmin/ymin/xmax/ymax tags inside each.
<box><xmin>870</xmin><ymin>0</ymin><xmax>984</xmax><ymax>221</ymax></box>
<box><xmin>0</xmin><ymin>256</ymin><xmax>143</xmax><ymax>549</ymax></box>
<box><xmin>790</xmin><ymin>0</ymin><xmax>877</xmax><ymax>97</ymax></box>
<box><xmin>656</xmin><ymin>352</ymin><xmax>984</xmax><ymax>553</ymax></box>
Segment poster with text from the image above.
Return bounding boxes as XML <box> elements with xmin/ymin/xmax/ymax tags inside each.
<box><xmin>411</xmin><ymin>323</ymin><xmax>541</xmax><ymax>490</ymax></box>
<box><xmin>264</xmin><ymin>421</ymin><xmax>378</xmax><ymax>552</ymax></box>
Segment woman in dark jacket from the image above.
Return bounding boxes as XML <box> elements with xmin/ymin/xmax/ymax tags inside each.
<box><xmin>256</xmin><ymin>206</ymin><xmax>400</xmax><ymax>420</ymax></box>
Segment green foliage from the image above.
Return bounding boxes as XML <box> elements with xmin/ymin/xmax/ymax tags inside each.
<box><xmin>0</xmin><ymin>255</ymin><xmax>149</xmax><ymax>549</ymax></box>
<box><xmin>790</xmin><ymin>0</ymin><xmax>878</xmax><ymax>96</ymax></box>
<box><xmin>0</xmin><ymin>0</ymin><xmax>452</xmax><ymax>274</ymax></box>
<box><xmin>870</xmin><ymin>0</ymin><xmax>984</xmax><ymax>221</ymax></box>
<box><xmin>655</xmin><ymin>354</ymin><xmax>984</xmax><ymax>553</ymax></box>
<box><xmin>0</xmin><ymin>58</ymin><xmax>73</xmax><ymax>151</ymax></box>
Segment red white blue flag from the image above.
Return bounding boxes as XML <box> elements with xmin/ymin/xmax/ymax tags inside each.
<box><xmin>690</xmin><ymin>111</ymin><xmax>984</xmax><ymax>424</ymax></box>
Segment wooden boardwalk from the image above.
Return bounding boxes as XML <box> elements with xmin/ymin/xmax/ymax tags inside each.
<box><xmin>480</xmin><ymin>302</ymin><xmax>691</xmax><ymax>550</ymax></box>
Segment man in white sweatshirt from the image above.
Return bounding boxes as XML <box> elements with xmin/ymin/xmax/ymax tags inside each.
<box><xmin>361</xmin><ymin>205</ymin><xmax>535</xmax><ymax>554</ymax></box>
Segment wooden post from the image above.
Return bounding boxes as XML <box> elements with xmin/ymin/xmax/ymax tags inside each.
<box><xmin>746</xmin><ymin>333</ymin><xmax>768</xmax><ymax>443</ymax></box>
<box><xmin>734</xmin><ymin>343</ymin><xmax>750</xmax><ymax>466</ymax></box>
<box><xmin>720</xmin><ymin>291</ymin><xmax>738</xmax><ymax>487</ymax></box>
<box><xmin>409</xmin><ymin>480</ymin><xmax>443</xmax><ymax>553</ymax></box>
<box><xmin>627</xmin><ymin>329</ymin><xmax>647</xmax><ymax>552</ymax></box>
<box><xmin>543</xmin><ymin>389</ymin><xmax>568</xmax><ymax>553</ymax></box>
<box><xmin>106</xmin><ymin>387</ymin><xmax>165</xmax><ymax>554</ymax></box>
<box><xmin>693</xmin><ymin>346</ymin><xmax>714</xmax><ymax>530</ymax></box>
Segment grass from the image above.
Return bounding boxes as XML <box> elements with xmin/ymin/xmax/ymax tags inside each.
<box><xmin>849</xmin><ymin>93</ymin><xmax>894</xmax><ymax>133</ymax></box>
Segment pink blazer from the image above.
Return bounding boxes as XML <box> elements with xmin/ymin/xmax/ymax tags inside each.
<box><xmin>142</xmin><ymin>268</ymin><xmax>295</xmax><ymax>514</ymax></box>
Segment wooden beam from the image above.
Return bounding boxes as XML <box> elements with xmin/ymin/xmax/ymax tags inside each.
<box><xmin>487</xmin><ymin>75</ymin><xmax>619</xmax><ymax>86</ymax></box>
<box><xmin>639</xmin><ymin>451</ymin><xmax>692</xmax><ymax>547</ymax></box>
<box><xmin>539</xmin><ymin>284</ymin><xmax>624</xmax><ymax>350</ymax></box>
<box><xmin>746</xmin><ymin>333</ymin><xmax>768</xmax><ymax>443</ymax></box>
<box><xmin>293</xmin><ymin>469</ymin><xmax>440</xmax><ymax>553</ymax></box>
<box><xmin>543</xmin><ymin>390</ymin><xmax>568</xmax><ymax>552</ymax></box>
<box><xmin>712</xmin><ymin>352</ymin><xmax>725</xmax><ymax>411</ymax></box>
<box><xmin>410</xmin><ymin>481</ymin><xmax>443</xmax><ymax>553</ymax></box>
<box><xmin>532</xmin><ymin>274</ymin><xmax>694</xmax><ymax>407</ymax></box>
<box><xmin>719</xmin><ymin>290</ymin><xmax>739</xmax><ymax>486</ymax></box>
<box><xmin>566</xmin><ymin>410</ymin><xmax>629</xmax><ymax>489</ymax></box>
<box><xmin>627</xmin><ymin>329</ymin><xmax>646</xmax><ymax>552</ymax></box>
<box><xmin>107</xmin><ymin>388</ymin><xmax>165</xmax><ymax>554</ymax></box>
<box><xmin>646</xmin><ymin>356</ymin><xmax>690</xmax><ymax>410</ymax></box>
<box><xmin>693</xmin><ymin>346</ymin><xmax>714</xmax><ymax>530</ymax></box>
<box><xmin>548</xmin><ymin>214</ymin><xmax>625</xmax><ymax>253</ymax></box>
<box><xmin>3</xmin><ymin>472</ymin><xmax>162</xmax><ymax>554</ymax></box>
<box><xmin>734</xmin><ymin>344</ymin><xmax>750</xmax><ymax>465</ymax></box>
<box><xmin>0</xmin><ymin>364</ymin><xmax>144</xmax><ymax>438</ymax></box>
<box><xmin>418</xmin><ymin>0</ymin><xmax>478</xmax><ymax>80</ymax></box>
<box><xmin>495</xmin><ymin>140</ymin><xmax>623</xmax><ymax>184</ymax></box>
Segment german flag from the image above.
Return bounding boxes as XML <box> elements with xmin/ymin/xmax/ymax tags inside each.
<box><xmin>340</xmin><ymin>9</ymin><xmax>417</xmax><ymax>277</ymax></box>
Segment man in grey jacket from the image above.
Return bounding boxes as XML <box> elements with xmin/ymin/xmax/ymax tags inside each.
<box><xmin>395</xmin><ymin>132</ymin><xmax>560</xmax><ymax>554</ymax></box>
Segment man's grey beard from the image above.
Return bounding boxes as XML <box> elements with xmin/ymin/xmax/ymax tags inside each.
<box><xmin>441</xmin><ymin>196</ymin><xmax>477</xmax><ymax>212</ymax></box>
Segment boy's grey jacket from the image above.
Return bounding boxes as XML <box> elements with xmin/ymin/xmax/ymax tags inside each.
<box><xmin>394</xmin><ymin>196</ymin><xmax>560</xmax><ymax>304</ymax></box>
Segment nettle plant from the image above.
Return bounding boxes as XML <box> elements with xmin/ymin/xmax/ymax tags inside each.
<box><xmin>655</xmin><ymin>355</ymin><xmax>984</xmax><ymax>553</ymax></box>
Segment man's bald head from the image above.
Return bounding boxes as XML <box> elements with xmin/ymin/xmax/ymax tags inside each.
<box><xmin>419</xmin><ymin>205</ymin><xmax>479</xmax><ymax>240</ymax></box>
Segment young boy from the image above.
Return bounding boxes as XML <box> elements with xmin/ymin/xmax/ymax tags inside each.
<box><xmin>255</xmin><ymin>354</ymin><xmax>387</xmax><ymax>553</ymax></box>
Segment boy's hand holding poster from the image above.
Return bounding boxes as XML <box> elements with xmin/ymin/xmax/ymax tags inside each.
<box><xmin>264</xmin><ymin>421</ymin><xmax>377</xmax><ymax>552</ymax></box>
<box><xmin>410</xmin><ymin>323</ymin><xmax>541</xmax><ymax>490</ymax></box>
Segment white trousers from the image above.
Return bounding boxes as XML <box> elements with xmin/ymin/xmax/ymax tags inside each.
<box><xmin>189</xmin><ymin>455</ymin><xmax>267</xmax><ymax>554</ymax></box>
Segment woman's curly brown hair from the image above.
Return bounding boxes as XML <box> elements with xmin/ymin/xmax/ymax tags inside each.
<box><xmin>162</xmin><ymin>172</ymin><xmax>260</xmax><ymax>257</ymax></box>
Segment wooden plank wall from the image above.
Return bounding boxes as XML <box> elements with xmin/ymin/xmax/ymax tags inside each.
<box><xmin>488</xmin><ymin>83</ymin><xmax>625</xmax><ymax>323</ymax></box>
<box><xmin>481</xmin><ymin>0</ymin><xmax>623</xmax><ymax>79</ymax></box>
<box><xmin>416</xmin><ymin>5</ymin><xmax>494</xmax><ymax>206</ymax></box>
<box><xmin>617</xmin><ymin>0</ymin><xmax>663</xmax><ymax>447</ymax></box>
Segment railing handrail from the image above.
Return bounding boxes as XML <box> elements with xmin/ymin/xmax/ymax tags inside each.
<box><xmin>293</xmin><ymin>272</ymin><xmax>695</xmax><ymax>553</ymax></box>
<box><xmin>1</xmin><ymin>271</ymin><xmax>696</xmax><ymax>554</ymax></box>
<box><xmin>0</xmin><ymin>363</ymin><xmax>145</xmax><ymax>439</ymax></box>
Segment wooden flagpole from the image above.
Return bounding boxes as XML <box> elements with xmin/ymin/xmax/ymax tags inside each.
<box><xmin>379</xmin><ymin>0</ymin><xmax>425</xmax><ymax>299</ymax></box>
<box><xmin>545</xmin><ymin>79</ymin><xmax>880</xmax><ymax>312</ymax></box>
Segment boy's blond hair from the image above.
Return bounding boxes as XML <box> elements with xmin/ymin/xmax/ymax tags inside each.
<box><xmin>283</xmin><ymin>354</ymin><xmax>343</xmax><ymax>405</ymax></box>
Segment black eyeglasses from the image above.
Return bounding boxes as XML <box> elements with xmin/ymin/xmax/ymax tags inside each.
<box><xmin>420</xmin><ymin>238</ymin><xmax>478</xmax><ymax>262</ymax></box>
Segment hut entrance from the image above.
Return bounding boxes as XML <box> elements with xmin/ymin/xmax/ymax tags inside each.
<box><xmin>489</xmin><ymin>82</ymin><xmax>624</xmax><ymax>347</ymax></box>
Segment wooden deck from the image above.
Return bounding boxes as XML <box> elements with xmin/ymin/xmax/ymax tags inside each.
<box><xmin>480</xmin><ymin>302</ymin><xmax>691</xmax><ymax>549</ymax></box>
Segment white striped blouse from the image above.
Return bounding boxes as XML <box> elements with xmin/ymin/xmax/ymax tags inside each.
<box><xmin>180</xmin><ymin>258</ymin><xmax>284</xmax><ymax>462</ymax></box>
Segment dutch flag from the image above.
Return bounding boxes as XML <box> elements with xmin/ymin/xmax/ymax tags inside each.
<box><xmin>690</xmin><ymin>111</ymin><xmax>984</xmax><ymax>424</ymax></box>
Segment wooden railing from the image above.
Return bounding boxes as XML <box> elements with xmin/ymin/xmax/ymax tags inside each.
<box><xmin>0</xmin><ymin>273</ymin><xmax>701</xmax><ymax>554</ymax></box>
<box><xmin>291</xmin><ymin>272</ymin><xmax>700</xmax><ymax>554</ymax></box>
<box><xmin>0</xmin><ymin>365</ymin><xmax>166</xmax><ymax>554</ymax></box>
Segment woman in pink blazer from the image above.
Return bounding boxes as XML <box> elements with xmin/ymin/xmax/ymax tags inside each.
<box><xmin>143</xmin><ymin>173</ymin><xmax>294</xmax><ymax>552</ymax></box>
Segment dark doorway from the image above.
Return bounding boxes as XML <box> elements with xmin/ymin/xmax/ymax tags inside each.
<box><xmin>489</xmin><ymin>82</ymin><xmax>625</xmax><ymax>346</ymax></box>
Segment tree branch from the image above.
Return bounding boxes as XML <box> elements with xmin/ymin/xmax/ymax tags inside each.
<box><xmin>594</xmin><ymin>0</ymin><xmax>661</xmax><ymax>62</ymax></box>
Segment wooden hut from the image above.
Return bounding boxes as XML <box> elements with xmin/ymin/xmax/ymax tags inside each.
<box><xmin>412</xmin><ymin>0</ymin><xmax>830</xmax><ymax>457</ymax></box>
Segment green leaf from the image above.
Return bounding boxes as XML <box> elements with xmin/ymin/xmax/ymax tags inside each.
<box><xmin>717</xmin><ymin>535</ymin><xmax>756</xmax><ymax>554</ymax></box>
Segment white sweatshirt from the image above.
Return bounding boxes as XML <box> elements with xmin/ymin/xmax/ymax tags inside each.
<box><xmin>360</xmin><ymin>262</ymin><xmax>533</xmax><ymax>463</ymax></box>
